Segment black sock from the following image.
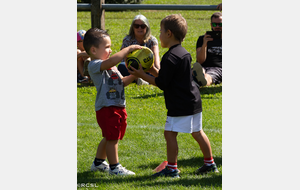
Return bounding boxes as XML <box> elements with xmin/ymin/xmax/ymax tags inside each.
<box><xmin>94</xmin><ymin>158</ymin><xmax>105</xmax><ymax>166</ymax></box>
<box><xmin>109</xmin><ymin>163</ymin><xmax>120</xmax><ymax>170</ymax></box>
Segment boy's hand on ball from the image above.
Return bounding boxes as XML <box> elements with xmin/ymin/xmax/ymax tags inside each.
<box><xmin>128</xmin><ymin>64</ymin><xmax>145</xmax><ymax>77</ymax></box>
<box><xmin>128</xmin><ymin>45</ymin><xmax>143</xmax><ymax>52</ymax></box>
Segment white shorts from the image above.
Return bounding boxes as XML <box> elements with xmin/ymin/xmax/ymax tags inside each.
<box><xmin>165</xmin><ymin>112</ymin><xmax>202</xmax><ymax>133</ymax></box>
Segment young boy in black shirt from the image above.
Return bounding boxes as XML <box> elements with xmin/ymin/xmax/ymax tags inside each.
<box><xmin>129</xmin><ymin>14</ymin><xmax>218</xmax><ymax>178</ymax></box>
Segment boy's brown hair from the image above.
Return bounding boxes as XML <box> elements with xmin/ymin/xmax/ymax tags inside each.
<box><xmin>83</xmin><ymin>28</ymin><xmax>110</xmax><ymax>55</ymax></box>
<box><xmin>160</xmin><ymin>14</ymin><xmax>187</xmax><ymax>43</ymax></box>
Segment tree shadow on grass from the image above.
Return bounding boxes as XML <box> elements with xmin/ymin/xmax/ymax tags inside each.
<box><xmin>77</xmin><ymin>156</ymin><xmax>222</xmax><ymax>188</ymax></box>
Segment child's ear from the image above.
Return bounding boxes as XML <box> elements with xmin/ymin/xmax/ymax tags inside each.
<box><xmin>90</xmin><ymin>46</ymin><xmax>96</xmax><ymax>55</ymax></box>
<box><xmin>167</xmin><ymin>29</ymin><xmax>172</xmax><ymax>37</ymax></box>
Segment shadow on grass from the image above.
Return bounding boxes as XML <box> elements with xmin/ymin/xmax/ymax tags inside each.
<box><xmin>139</xmin><ymin>174</ymin><xmax>222</xmax><ymax>188</ymax></box>
<box><xmin>138</xmin><ymin>156</ymin><xmax>222</xmax><ymax>170</ymax></box>
<box><xmin>77</xmin><ymin>156</ymin><xmax>222</xmax><ymax>188</ymax></box>
<box><xmin>77</xmin><ymin>82</ymin><xmax>94</xmax><ymax>88</ymax></box>
<box><xmin>130</xmin><ymin>92</ymin><xmax>164</xmax><ymax>99</ymax></box>
<box><xmin>199</xmin><ymin>84</ymin><xmax>222</xmax><ymax>95</ymax></box>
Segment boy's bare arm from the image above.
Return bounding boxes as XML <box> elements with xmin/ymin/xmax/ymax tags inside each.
<box><xmin>122</xmin><ymin>75</ymin><xmax>138</xmax><ymax>87</ymax></box>
<box><xmin>147</xmin><ymin>66</ymin><xmax>159</xmax><ymax>77</ymax></box>
<box><xmin>140</xmin><ymin>73</ymin><xmax>157</xmax><ymax>86</ymax></box>
<box><xmin>128</xmin><ymin>64</ymin><xmax>157</xmax><ymax>86</ymax></box>
<box><xmin>111</xmin><ymin>66</ymin><xmax>137</xmax><ymax>87</ymax></box>
<box><xmin>100</xmin><ymin>45</ymin><xmax>142</xmax><ymax>71</ymax></box>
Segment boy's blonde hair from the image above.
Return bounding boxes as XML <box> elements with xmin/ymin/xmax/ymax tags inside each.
<box><xmin>161</xmin><ymin>14</ymin><xmax>187</xmax><ymax>42</ymax></box>
<box><xmin>83</xmin><ymin>28</ymin><xmax>109</xmax><ymax>56</ymax></box>
<box><xmin>128</xmin><ymin>14</ymin><xmax>151</xmax><ymax>43</ymax></box>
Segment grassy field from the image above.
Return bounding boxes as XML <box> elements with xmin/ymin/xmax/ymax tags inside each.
<box><xmin>78</xmin><ymin>0</ymin><xmax>222</xmax><ymax>189</ymax></box>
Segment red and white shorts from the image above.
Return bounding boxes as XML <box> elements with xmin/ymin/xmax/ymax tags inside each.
<box><xmin>96</xmin><ymin>106</ymin><xmax>127</xmax><ymax>140</ymax></box>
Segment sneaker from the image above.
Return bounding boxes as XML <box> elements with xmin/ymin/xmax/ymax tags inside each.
<box><xmin>192</xmin><ymin>62</ymin><xmax>207</xmax><ymax>86</ymax></box>
<box><xmin>152</xmin><ymin>166</ymin><xmax>180</xmax><ymax>178</ymax></box>
<box><xmin>90</xmin><ymin>161</ymin><xmax>109</xmax><ymax>172</ymax></box>
<box><xmin>136</xmin><ymin>78</ymin><xmax>149</xmax><ymax>85</ymax></box>
<box><xmin>195</xmin><ymin>163</ymin><xmax>219</xmax><ymax>175</ymax></box>
<box><xmin>109</xmin><ymin>164</ymin><xmax>135</xmax><ymax>176</ymax></box>
<box><xmin>78</xmin><ymin>76</ymin><xmax>89</xmax><ymax>83</ymax></box>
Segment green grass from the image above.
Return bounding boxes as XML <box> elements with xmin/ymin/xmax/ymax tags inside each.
<box><xmin>78</xmin><ymin>1</ymin><xmax>222</xmax><ymax>189</ymax></box>
<box><xmin>77</xmin><ymin>85</ymin><xmax>222</xmax><ymax>190</ymax></box>
<box><xmin>77</xmin><ymin>84</ymin><xmax>222</xmax><ymax>190</ymax></box>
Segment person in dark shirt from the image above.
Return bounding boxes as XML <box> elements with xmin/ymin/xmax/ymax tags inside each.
<box><xmin>128</xmin><ymin>14</ymin><xmax>218</xmax><ymax>178</ymax></box>
<box><xmin>193</xmin><ymin>12</ymin><xmax>222</xmax><ymax>87</ymax></box>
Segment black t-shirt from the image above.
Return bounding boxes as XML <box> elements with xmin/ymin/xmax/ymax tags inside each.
<box><xmin>155</xmin><ymin>44</ymin><xmax>202</xmax><ymax>116</ymax></box>
<box><xmin>196</xmin><ymin>35</ymin><xmax>222</xmax><ymax>68</ymax></box>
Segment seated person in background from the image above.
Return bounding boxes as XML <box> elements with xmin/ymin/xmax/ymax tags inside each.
<box><xmin>77</xmin><ymin>30</ymin><xmax>90</xmax><ymax>83</ymax></box>
<box><xmin>117</xmin><ymin>14</ymin><xmax>160</xmax><ymax>85</ymax></box>
<box><xmin>193</xmin><ymin>12</ymin><xmax>222</xmax><ymax>87</ymax></box>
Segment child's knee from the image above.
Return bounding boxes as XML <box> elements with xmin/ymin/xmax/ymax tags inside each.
<box><xmin>192</xmin><ymin>130</ymin><xmax>205</xmax><ymax>139</ymax></box>
<box><xmin>164</xmin><ymin>131</ymin><xmax>178</xmax><ymax>140</ymax></box>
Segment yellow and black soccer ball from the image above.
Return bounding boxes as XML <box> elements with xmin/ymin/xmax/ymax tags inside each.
<box><xmin>125</xmin><ymin>47</ymin><xmax>154</xmax><ymax>72</ymax></box>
